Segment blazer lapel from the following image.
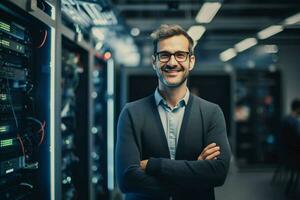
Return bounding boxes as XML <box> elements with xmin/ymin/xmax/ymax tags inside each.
<box><xmin>175</xmin><ymin>95</ymin><xmax>194</xmax><ymax>159</ymax></box>
<box><xmin>149</xmin><ymin>95</ymin><xmax>171</xmax><ymax>158</ymax></box>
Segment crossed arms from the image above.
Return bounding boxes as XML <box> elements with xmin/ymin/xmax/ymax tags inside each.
<box><xmin>140</xmin><ymin>142</ymin><xmax>221</xmax><ymax>169</ymax></box>
<box><xmin>116</xmin><ymin>105</ymin><xmax>231</xmax><ymax>194</ymax></box>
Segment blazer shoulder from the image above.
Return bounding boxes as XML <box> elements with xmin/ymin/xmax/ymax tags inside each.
<box><xmin>123</xmin><ymin>94</ymin><xmax>154</xmax><ymax>113</ymax></box>
<box><xmin>191</xmin><ymin>94</ymin><xmax>219</xmax><ymax>112</ymax></box>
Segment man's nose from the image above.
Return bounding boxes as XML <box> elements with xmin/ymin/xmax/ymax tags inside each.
<box><xmin>167</xmin><ymin>54</ymin><xmax>178</xmax><ymax>66</ymax></box>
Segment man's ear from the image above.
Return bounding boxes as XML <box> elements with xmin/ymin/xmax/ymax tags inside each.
<box><xmin>189</xmin><ymin>55</ymin><xmax>195</xmax><ymax>71</ymax></box>
<box><xmin>152</xmin><ymin>55</ymin><xmax>156</xmax><ymax>70</ymax></box>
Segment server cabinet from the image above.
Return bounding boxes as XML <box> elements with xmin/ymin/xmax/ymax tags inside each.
<box><xmin>0</xmin><ymin>1</ymin><xmax>56</xmax><ymax>199</ymax></box>
<box><xmin>90</xmin><ymin>55</ymin><xmax>118</xmax><ymax>199</ymax></box>
<box><xmin>235</xmin><ymin>70</ymin><xmax>282</xmax><ymax>167</ymax></box>
<box><xmin>90</xmin><ymin>56</ymin><xmax>109</xmax><ymax>199</ymax></box>
<box><xmin>59</xmin><ymin>38</ymin><xmax>116</xmax><ymax>200</ymax></box>
<box><xmin>0</xmin><ymin>1</ymin><xmax>117</xmax><ymax>199</ymax></box>
<box><xmin>61</xmin><ymin>37</ymin><xmax>89</xmax><ymax>199</ymax></box>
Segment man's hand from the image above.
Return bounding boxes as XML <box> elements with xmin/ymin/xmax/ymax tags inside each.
<box><xmin>198</xmin><ymin>143</ymin><xmax>220</xmax><ymax>160</ymax></box>
<box><xmin>140</xmin><ymin>143</ymin><xmax>219</xmax><ymax>170</ymax></box>
<box><xmin>140</xmin><ymin>159</ymin><xmax>148</xmax><ymax>170</ymax></box>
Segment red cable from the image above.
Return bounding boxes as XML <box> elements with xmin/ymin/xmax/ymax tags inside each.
<box><xmin>17</xmin><ymin>134</ymin><xmax>26</xmax><ymax>157</ymax></box>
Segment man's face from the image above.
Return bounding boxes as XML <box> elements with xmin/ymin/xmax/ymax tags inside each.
<box><xmin>152</xmin><ymin>35</ymin><xmax>195</xmax><ymax>88</ymax></box>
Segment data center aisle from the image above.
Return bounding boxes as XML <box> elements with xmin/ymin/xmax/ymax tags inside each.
<box><xmin>215</xmin><ymin>158</ymin><xmax>289</xmax><ymax>200</ymax></box>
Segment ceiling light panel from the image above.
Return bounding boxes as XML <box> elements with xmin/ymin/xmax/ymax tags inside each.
<box><xmin>234</xmin><ymin>38</ymin><xmax>257</xmax><ymax>52</ymax></box>
<box><xmin>187</xmin><ymin>25</ymin><xmax>206</xmax><ymax>41</ymax></box>
<box><xmin>257</xmin><ymin>25</ymin><xmax>283</xmax><ymax>40</ymax></box>
<box><xmin>219</xmin><ymin>48</ymin><xmax>237</xmax><ymax>62</ymax></box>
<box><xmin>195</xmin><ymin>2</ymin><xmax>222</xmax><ymax>23</ymax></box>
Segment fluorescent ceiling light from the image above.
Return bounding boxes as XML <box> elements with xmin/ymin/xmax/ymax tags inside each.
<box><xmin>219</xmin><ymin>48</ymin><xmax>237</xmax><ymax>62</ymax></box>
<box><xmin>195</xmin><ymin>2</ymin><xmax>221</xmax><ymax>23</ymax></box>
<box><xmin>257</xmin><ymin>25</ymin><xmax>283</xmax><ymax>40</ymax></box>
<box><xmin>284</xmin><ymin>12</ymin><xmax>300</xmax><ymax>25</ymax></box>
<box><xmin>263</xmin><ymin>45</ymin><xmax>278</xmax><ymax>53</ymax></box>
<box><xmin>234</xmin><ymin>38</ymin><xmax>257</xmax><ymax>52</ymax></box>
<box><xmin>193</xmin><ymin>41</ymin><xmax>198</xmax><ymax>49</ymax></box>
<box><xmin>187</xmin><ymin>25</ymin><xmax>206</xmax><ymax>41</ymax></box>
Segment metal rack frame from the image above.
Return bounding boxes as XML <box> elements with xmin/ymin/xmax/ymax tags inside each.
<box><xmin>1</xmin><ymin>1</ymin><xmax>116</xmax><ymax>199</ymax></box>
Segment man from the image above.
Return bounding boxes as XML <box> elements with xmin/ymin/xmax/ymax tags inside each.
<box><xmin>116</xmin><ymin>24</ymin><xmax>231</xmax><ymax>200</ymax></box>
<box><xmin>273</xmin><ymin>99</ymin><xmax>300</xmax><ymax>191</ymax></box>
<box><xmin>279</xmin><ymin>99</ymin><xmax>300</xmax><ymax>151</ymax></box>
<box><xmin>282</xmin><ymin>99</ymin><xmax>300</xmax><ymax>137</ymax></box>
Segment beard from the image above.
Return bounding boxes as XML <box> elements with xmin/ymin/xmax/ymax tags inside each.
<box><xmin>157</xmin><ymin>64</ymin><xmax>189</xmax><ymax>88</ymax></box>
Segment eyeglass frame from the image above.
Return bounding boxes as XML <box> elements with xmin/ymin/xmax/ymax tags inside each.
<box><xmin>154</xmin><ymin>51</ymin><xmax>193</xmax><ymax>63</ymax></box>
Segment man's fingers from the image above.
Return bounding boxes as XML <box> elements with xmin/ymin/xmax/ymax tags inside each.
<box><xmin>140</xmin><ymin>160</ymin><xmax>148</xmax><ymax>170</ymax></box>
<box><xmin>203</xmin><ymin>143</ymin><xmax>217</xmax><ymax>152</ymax></box>
<box><xmin>197</xmin><ymin>155</ymin><xmax>203</xmax><ymax>160</ymax></box>
<box><xmin>205</xmin><ymin>151</ymin><xmax>220</xmax><ymax>160</ymax></box>
<box><xmin>198</xmin><ymin>143</ymin><xmax>220</xmax><ymax>160</ymax></box>
<box><xmin>202</xmin><ymin>146</ymin><xmax>220</xmax><ymax>157</ymax></box>
<box><xmin>198</xmin><ymin>146</ymin><xmax>220</xmax><ymax>160</ymax></box>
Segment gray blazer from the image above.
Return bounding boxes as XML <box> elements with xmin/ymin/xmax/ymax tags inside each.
<box><xmin>116</xmin><ymin>93</ymin><xmax>231</xmax><ymax>200</ymax></box>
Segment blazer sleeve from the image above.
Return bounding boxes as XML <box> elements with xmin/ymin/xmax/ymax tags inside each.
<box><xmin>145</xmin><ymin>105</ymin><xmax>231</xmax><ymax>189</ymax></box>
<box><xmin>116</xmin><ymin>105</ymin><xmax>171</xmax><ymax>194</ymax></box>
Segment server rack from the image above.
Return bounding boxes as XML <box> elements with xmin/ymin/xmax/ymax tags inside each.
<box><xmin>0</xmin><ymin>1</ymin><xmax>116</xmax><ymax>199</ymax></box>
<box><xmin>60</xmin><ymin>27</ymin><xmax>115</xmax><ymax>200</ymax></box>
<box><xmin>90</xmin><ymin>56</ymin><xmax>108</xmax><ymax>199</ymax></box>
<box><xmin>61</xmin><ymin>36</ymin><xmax>89</xmax><ymax>199</ymax></box>
<box><xmin>235</xmin><ymin>70</ymin><xmax>282</xmax><ymax>168</ymax></box>
<box><xmin>0</xmin><ymin>0</ymin><xmax>57</xmax><ymax>199</ymax></box>
<box><xmin>90</xmin><ymin>55</ymin><xmax>115</xmax><ymax>199</ymax></box>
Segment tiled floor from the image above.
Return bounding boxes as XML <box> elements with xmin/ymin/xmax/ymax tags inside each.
<box><xmin>215</xmin><ymin>158</ymin><xmax>297</xmax><ymax>200</ymax></box>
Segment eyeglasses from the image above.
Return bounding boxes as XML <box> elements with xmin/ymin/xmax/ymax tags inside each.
<box><xmin>155</xmin><ymin>51</ymin><xmax>191</xmax><ymax>63</ymax></box>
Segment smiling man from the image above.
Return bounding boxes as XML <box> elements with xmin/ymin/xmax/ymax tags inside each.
<box><xmin>116</xmin><ymin>24</ymin><xmax>231</xmax><ymax>200</ymax></box>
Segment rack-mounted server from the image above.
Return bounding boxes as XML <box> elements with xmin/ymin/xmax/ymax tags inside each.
<box><xmin>235</xmin><ymin>70</ymin><xmax>281</xmax><ymax>167</ymax></box>
<box><xmin>0</xmin><ymin>9</ymin><xmax>49</xmax><ymax>200</ymax></box>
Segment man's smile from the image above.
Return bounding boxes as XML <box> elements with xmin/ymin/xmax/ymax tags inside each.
<box><xmin>161</xmin><ymin>66</ymin><xmax>183</xmax><ymax>73</ymax></box>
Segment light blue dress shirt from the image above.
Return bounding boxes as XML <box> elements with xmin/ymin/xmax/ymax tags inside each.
<box><xmin>154</xmin><ymin>88</ymin><xmax>190</xmax><ymax>160</ymax></box>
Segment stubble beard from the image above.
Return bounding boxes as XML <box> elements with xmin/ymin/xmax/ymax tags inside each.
<box><xmin>157</xmin><ymin>67</ymin><xmax>189</xmax><ymax>88</ymax></box>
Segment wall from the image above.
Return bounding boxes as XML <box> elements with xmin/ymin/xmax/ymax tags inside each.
<box><xmin>278</xmin><ymin>45</ymin><xmax>300</xmax><ymax>114</ymax></box>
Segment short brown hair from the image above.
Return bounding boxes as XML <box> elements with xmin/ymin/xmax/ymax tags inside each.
<box><xmin>150</xmin><ymin>24</ymin><xmax>194</xmax><ymax>55</ymax></box>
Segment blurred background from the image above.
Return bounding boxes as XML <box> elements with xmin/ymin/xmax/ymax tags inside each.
<box><xmin>0</xmin><ymin>0</ymin><xmax>299</xmax><ymax>199</ymax></box>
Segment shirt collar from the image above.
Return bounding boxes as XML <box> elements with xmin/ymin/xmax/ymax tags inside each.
<box><xmin>154</xmin><ymin>88</ymin><xmax>190</xmax><ymax>107</ymax></box>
